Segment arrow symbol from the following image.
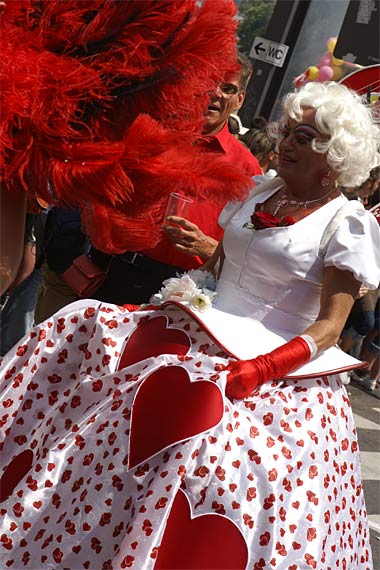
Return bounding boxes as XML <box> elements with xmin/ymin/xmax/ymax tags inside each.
<box><xmin>255</xmin><ymin>42</ymin><xmax>265</xmax><ymax>55</ymax></box>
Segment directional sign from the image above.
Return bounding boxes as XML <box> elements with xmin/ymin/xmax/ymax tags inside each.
<box><xmin>249</xmin><ymin>36</ymin><xmax>289</xmax><ymax>68</ymax></box>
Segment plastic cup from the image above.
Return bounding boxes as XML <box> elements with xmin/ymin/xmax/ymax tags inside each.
<box><xmin>164</xmin><ymin>193</ymin><xmax>193</xmax><ymax>223</ymax></box>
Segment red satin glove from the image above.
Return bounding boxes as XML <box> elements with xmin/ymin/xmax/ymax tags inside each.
<box><xmin>226</xmin><ymin>336</ymin><xmax>311</xmax><ymax>399</ymax></box>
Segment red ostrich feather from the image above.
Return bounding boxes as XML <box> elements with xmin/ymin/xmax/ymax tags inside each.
<box><xmin>1</xmin><ymin>0</ymin><xmax>252</xmax><ymax>252</ymax></box>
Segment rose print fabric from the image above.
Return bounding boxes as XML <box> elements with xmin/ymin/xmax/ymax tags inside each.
<box><xmin>0</xmin><ymin>300</ymin><xmax>372</xmax><ymax>569</ymax></box>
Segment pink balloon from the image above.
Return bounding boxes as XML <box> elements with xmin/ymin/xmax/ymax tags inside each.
<box><xmin>319</xmin><ymin>53</ymin><xmax>332</xmax><ymax>66</ymax></box>
<box><xmin>318</xmin><ymin>65</ymin><xmax>334</xmax><ymax>81</ymax></box>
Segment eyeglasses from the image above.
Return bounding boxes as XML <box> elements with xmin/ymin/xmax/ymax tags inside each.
<box><xmin>219</xmin><ymin>83</ymin><xmax>240</xmax><ymax>96</ymax></box>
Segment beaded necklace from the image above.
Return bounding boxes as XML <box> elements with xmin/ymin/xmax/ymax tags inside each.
<box><xmin>271</xmin><ymin>187</ymin><xmax>338</xmax><ymax>217</ymax></box>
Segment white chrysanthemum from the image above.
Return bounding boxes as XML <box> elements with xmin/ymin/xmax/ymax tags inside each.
<box><xmin>203</xmin><ymin>288</ymin><xmax>217</xmax><ymax>301</ymax></box>
<box><xmin>190</xmin><ymin>292</ymin><xmax>213</xmax><ymax>312</ymax></box>
<box><xmin>160</xmin><ymin>275</ymin><xmax>199</xmax><ymax>301</ymax></box>
<box><xmin>152</xmin><ymin>270</ymin><xmax>217</xmax><ymax>309</ymax></box>
<box><xmin>186</xmin><ymin>269</ymin><xmax>207</xmax><ymax>286</ymax></box>
<box><xmin>186</xmin><ymin>269</ymin><xmax>216</xmax><ymax>291</ymax></box>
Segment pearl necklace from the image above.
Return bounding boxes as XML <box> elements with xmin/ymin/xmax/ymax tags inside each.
<box><xmin>272</xmin><ymin>187</ymin><xmax>337</xmax><ymax>217</ymax></box>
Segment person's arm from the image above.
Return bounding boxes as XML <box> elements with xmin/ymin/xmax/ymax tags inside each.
<box><xmin>200</xmin><ymin>240</ymin><xmax>225</xmax><ymax>278</ymax></box>
<box><xmin>8</xmin><ymin>242</ymin><xmax>36</xmax><ymax>296</ymax></box>
<box><xmin>163</xmin><ymin>216</ymin><xmax>218</xmax><ymax>259</ymax></box>
<box><xmin>302</xmin><ymin>266</ymin><xmax>361</xmax><ymax>351</ymax></box>
<box><xmin>226</xmin><ymin>266</ymin><xmax>361</xmax><ymax>399</ymax></box>
<box><xmin>0</xmin><ymin>187</ymin><xmax>27</xmax><ymax>295</ymax></box>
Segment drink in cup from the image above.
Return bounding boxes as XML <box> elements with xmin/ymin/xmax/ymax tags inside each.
<box><xmin>164</xmin><ymin>193</ymin><xmax>193</xmax><ymax>225</ymax></box>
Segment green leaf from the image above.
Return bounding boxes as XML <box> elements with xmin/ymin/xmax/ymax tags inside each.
<box><xmin>237</xmin><ymin>0</ymin><xmax>276</xmax><ymax>55</ymax></box>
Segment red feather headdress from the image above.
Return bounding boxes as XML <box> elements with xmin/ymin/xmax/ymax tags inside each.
<box><xmin>1</xmin><ymin>0</ymin><xmax>252</xmax><ymax>252</ymax></box>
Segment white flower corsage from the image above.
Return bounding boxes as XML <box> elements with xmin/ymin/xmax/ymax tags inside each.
<box><xmin>150</xmin><ymin>269</ymin><xmax>217</xmax><ymax>312</ymax></box>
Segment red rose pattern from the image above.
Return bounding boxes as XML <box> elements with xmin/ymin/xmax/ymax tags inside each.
<box><xmin>0</xmin><ymin>300</ymin><xmax>372</xmax><ymax>569</ymax></box>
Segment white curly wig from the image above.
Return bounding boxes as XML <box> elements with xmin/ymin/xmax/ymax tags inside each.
<box><xmin>276</xmin><ymin>82</ymin><xmax>380</xmax><ymax>187</ymax></box>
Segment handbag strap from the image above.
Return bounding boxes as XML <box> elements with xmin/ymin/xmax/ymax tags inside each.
<box><xmin>318</xmin><ymin>198</ymin><xmax>364</xmax><ymax>258</ymax></box>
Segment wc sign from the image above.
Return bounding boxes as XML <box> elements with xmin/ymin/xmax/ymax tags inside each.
<box><xmin>250</xmin><ymin>36</ymin><xmax>289</xmax><ymax>68</ymax></box>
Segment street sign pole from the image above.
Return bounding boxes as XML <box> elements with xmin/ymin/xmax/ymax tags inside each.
<box><xmin>240</xmin><ymin>0</ymin><xmax>311</xmax><ymax>126</ymax></box>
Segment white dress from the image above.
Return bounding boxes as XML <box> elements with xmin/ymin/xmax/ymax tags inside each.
<box><xmin>1</xmin><ymin>182</ymin><xmax>379</xmax><ymax>570</ymax></box>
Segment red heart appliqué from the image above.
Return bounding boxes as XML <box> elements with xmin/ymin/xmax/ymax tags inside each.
<box><xmin>154</xmin><ymin>489</ymin><xmax>248</xmax><ymax>569</ymax></box>
<box><xmin>129</xmin><ymin>366</ymin><xmax>223</xmax><ymax>468</ymax></box>
<box><xmin>0</xmin><ymin>449</ymin><xmax>34</xmax><ymax>502</ymax></box>
<box><xmin>118</xmin><ymin>316</ymin><xmax>191</xmax><ymax>370</ymax></box>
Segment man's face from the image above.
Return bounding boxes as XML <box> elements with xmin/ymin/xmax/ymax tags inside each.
<box><xmin>357</xmin><ymin>176</ymin><xmax>379</xmax><ymax>205</ymax></box>
<box><xmin>268</xmin><ymin>149</ymin><xmax>279</xmax><ymax>171</ymax></box>
<box><xmin>203</xmin><ymin>72</ymin><xmax>246</xmax><ymax>135</ymax></box>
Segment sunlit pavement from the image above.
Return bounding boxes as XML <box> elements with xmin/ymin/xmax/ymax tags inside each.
<box><xmin>347</xmin><ymin>380</ymin><xmax>380</xmax><ymax>569</ymax></box>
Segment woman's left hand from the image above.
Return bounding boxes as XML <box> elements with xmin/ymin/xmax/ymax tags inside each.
<box><xmin>225</xmin><ymin>336</ymin><xmax>312</xmax><ymax>400</ymax></box>
<box><xmin>225</xmin><ymin>359</ymin><xmax>261</xmax><ymax>399</ymax></box>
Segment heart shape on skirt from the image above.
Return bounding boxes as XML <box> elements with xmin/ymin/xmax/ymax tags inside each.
<box><xmin>0</xmin><ymin>449</ymin><xmax>34</xmax><ymax>502</ymax></box>
<box><xmin>129</xmin><ymin>366</ymin><xmax>223</xmax><ymax>468</ymax></box>
<box><xmin>118</xmin><ymin>316</ymin><xmax>191</xmax><ymax>370</ymax></box>
<box><xmin>154</xmin><ymin>489</ymin><xmax>248</xmax><ymax>569</ymax></box>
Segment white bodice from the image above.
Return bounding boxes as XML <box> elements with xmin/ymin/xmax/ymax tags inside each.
<box><xmin>216</xmin><ymin>183</ymin><xmax>380</xmax><ymax>336</ymax></box>
<box><xmin>177</xmin><ymin>180</ymin><xmax>380</xmax><ymax>372</ymax></box>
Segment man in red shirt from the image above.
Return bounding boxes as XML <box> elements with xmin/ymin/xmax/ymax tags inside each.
<box><xmin>145</xmin><ymin>52</ymin><xmax>261</xmax><ymax>269</ymax></box>
<box><xmin>91</xmin><ymin>53</ymin><xmax>261</xmax><ymax>304</ymax></box>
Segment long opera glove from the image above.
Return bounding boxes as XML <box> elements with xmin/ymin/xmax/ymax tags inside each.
<box><xmin>225</xmin><ymin>336</ymin><xmax>314</xmax><ymax>399</ymax></box>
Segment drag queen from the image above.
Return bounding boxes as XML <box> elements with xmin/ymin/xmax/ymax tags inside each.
<box><xmin>1</xmin><ymin>82</ymin><xmax>380</xmax><ymax>569</ymax></box>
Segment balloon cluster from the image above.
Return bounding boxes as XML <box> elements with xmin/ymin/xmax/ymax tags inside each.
<box><xmin>294</xmin><ymin>37</ymin><xmax>345</xmax><ymax>87</ymax></box>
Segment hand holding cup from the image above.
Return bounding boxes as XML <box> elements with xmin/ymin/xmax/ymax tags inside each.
<box><xmin>164</xmin><ymin>193</ymin><xmax>193</xmax><ymax>226</ymax></box>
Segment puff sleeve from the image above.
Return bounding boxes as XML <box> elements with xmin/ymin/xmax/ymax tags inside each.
<box><xmin>218</xmin><ymin>178</ymin><xmax>285</xmax><ymax>229</ymax></box>
<box><xmin>218</xmin><ymin>200</ymin><xmax>245</xmax><ymax>229</ymax></box>
<box><xmin>324</xmin><ymin>208</ymin><xmax>380</xmax><ymax>289</ymax></box>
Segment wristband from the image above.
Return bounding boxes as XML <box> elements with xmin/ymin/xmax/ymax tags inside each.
<box><xmin>300</xmin><ymin>334</ymin><xmax>318</xmax><ymax>358</ymax></box>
